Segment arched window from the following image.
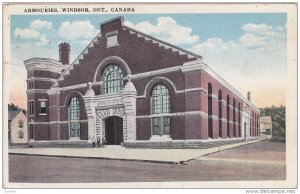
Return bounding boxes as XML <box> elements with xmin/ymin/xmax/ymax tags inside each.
<box><xmin>218</xmin><ymin>90</ymin><xmax>222</xmax><ymax>138</ymax></box>
<box><xmin>233</xmin><ymin>99</ymin><xmax>236</xmax><ymax>137</ymax></box>
<box><xmin>227</xmin><ymin>95</ymin><xmax>230</xmax><ymax>138</ymax></box>
<box><xmin>69</xmin><ymin>97</ymin><xmax>80</xmax><ymax>138</ymax></box>
<box><xmin>208</xmin><ymin>83</ymin><xmax>213</xmax><ymax>138</ymax></box>
<box><xmin>103</xmin><ymin>64</ymin><xmax>124</xmax><ymax>94</ymax></box>
<box><xmin>151</xmin><ymin>84</ymin><xmax>171</xmax><ymax>136</ymax></box>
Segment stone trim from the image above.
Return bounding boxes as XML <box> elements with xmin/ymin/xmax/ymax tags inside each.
<box><xmin>30</xmin><ymin>120</ymin><xmax>89</xmax><ymax>125</ymax></box>
<box><xmin>27</xmin><ymin>89</ymin><xmax>48</xmax><ymax>94</ymax></box>
<box><xmin>27</xmin><ymin>77</ymin><xmax>57</xmax><ymax>82</ymax></box>
<box><xmin>131</xmin><ymin>66</ymin><xmax>181</xmax><ymax>80</ymax></box>
<box><xmin>181</xmin><ymin>87</ymin><xmax>207</xmax><ymax>94</ymax></box>
<box><xmin>49</xmin><ymin>105</ymin><xmax>65</xmax><ymax>108</ymax></box>
<box><xmin>136</xmin><ymin>111</ymin><xmax>208</xmax><ymax>119</ymax></box>
<box><xmin>24</xmin><ymin>58</ymin><xmax>63</xmax><ymax>74</ymax></box>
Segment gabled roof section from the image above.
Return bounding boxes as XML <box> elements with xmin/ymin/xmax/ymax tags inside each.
<box><xmin>8</xmin><ymin>109</ymin><xmax>21</xmax><ymax>120</ymax></box>
<box><xmin>51</xmin><ymin>16</ymin><xmax>202</xmax><ymax>88</ymax></box>
<box><xmin>122</xmin><ymin>25</ymin><xmax>202</xmax><ymax>60</ymax></box>
<box><xmin>52</xmin><ymin>32</ymin><xmax>102</xmax><ymax>87</ymax></box>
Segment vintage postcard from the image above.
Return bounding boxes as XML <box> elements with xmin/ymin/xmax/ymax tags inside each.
<box><xmin>2</xmin><ymin>3</ymin><xmax>297</xmax><ymax>190</ymax></box>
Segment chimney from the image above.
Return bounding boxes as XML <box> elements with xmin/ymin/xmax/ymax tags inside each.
<box><xmin>59</xmin><ymin>42</ymin><xmax>70</xmax><ymax>65</ymax></box>
<box><xmin>247</xmin><ymin>91</ymin><xmax>251</xmax><ymax>101</ymax></box>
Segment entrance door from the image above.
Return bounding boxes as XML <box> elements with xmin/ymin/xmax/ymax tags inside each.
<box><xmin>105</xmin><ymin>116</ymin><xmax>123</xmax><ymax>145</ymax></box>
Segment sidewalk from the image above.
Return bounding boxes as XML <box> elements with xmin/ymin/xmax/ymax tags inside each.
<box><xmin>9</xmin><ymin>139</ymin><xmax>263</xmax><ymax>164</ymax></box>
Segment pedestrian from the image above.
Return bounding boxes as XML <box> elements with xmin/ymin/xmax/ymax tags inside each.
<box><xmin>92</xmin><ymin>138</ymin><xmax>96</xmax><ymax>148</ymax></box>
<box><xmin>96</xmin><ymin>137</ymin><xmax>100</xmax><ymax>148</ymax></box>
<box><xmin>102</xmin><ymin>136</ymin><xmax>106</xmax><ymax>148</ymax></box>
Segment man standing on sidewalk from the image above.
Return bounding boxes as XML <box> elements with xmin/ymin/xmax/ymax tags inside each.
<box><xmin>102</xmin><ymin>136</ymin><xmax>106</xmax><ymax>148</ymax></box>
<box><xmin>96</xmin><ymin>137</ymin><xmax>100</xmax><ymax>148</ymax></box>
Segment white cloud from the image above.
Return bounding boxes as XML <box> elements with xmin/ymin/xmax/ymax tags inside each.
<box><xmin>191</xmin><ymin>38</ymin><xmax>236</xmax><ymax>54</ymax></box>
<box><xmin>14</xmin><ymin>28</ymin><xmax>41</xmax><ymax>40</ymax></box>
<box><xmin>242</xmin><ymin>23</ymin><xmax>273</xmax><ymax>34</ymax></box>
<box><xmin>240</xmin><ymin>23</ymin><xmax>286</xmax><ymax>50</ymax></box>
<box><xmin>125</xmin><ymin>17</ymin><xmax>199</xmax><ymax>45</ymax></box>
<box><xmin>57</xmin><ymin>20</ymin><xmax>98</xmax><ymax>41</ymax></box>
<box><xmin>13</xmin><ymin>20</ymin><xmax>53</xmax><ymax>46</ymax></box>
<box><xmin>30</xmin><ymin>20</ymin><xmax>52</xmax><ymax>30</ymax></box>
<box><xmin>239</xmin><ymin>33</ymin><xmax>267</xmax><ymax>49</ymax></box>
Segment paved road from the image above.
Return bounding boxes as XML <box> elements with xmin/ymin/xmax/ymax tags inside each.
<box><xmin>9</xmin><ymin>141</ymin><xmax>285</xmax><ymax>183</ymax></box>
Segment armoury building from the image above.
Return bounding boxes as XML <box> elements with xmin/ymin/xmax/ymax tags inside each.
<box><xmin>25</xmin><ymin>17</ymin><xmax>260</xmax><ymax>148</ymax></box>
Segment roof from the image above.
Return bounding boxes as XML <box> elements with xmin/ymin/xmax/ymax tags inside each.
<box><xmin>8</xmin><ymin>109</ymin><xmax>21</xmax><ymax>120</ymax></box>
<box><xmin>260</xmin><ymin>116</ymin><xmax>272</xmax><ymax>123</ymax></box>
<box><xmin>122</xmin><ymin>25</ymin><xmax>202</xmax><ymax>60</ymax></box>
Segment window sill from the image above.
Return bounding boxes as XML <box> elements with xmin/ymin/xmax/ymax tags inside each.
<box><xmin>149</xmin><ymin>135</ymin><xmax>172</xmax><ymax>142</ymax></box>
<box><xmin>39</xmin><ymin>113</ymin><xmax>47</xmax><ymax>116</ymax></box>
<box><xmin>105</xmin><ymin>43</ymin><xmax>119</xmax><ymax>48</ymax></box>
<box><xmin>69</xmin><ymin>137</ymin><xmax>81</xmax><ymax>141</ymax></box>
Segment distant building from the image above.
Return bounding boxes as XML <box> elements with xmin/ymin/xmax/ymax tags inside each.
<box><xmin>8</xmin><ymin>110</ymin><xmax>28</xmax><ymax>144</ymax></box>
<box><xmin>260</xmin><ymin>116</ymin><xmax>272</xmax><ymax>139</ymax></box>
<box><xmin>24</xmin><ymin>16</ymin><xmax>260</xmax><ymax>148</ymax></box>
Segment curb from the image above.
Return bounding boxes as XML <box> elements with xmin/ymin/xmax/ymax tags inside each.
<box><xmin>187</xmin><ymin>138</ymin><xmax>264</xmax><ymax>162</ymax></box>
<box><xmin>8</xmin><ymin>152</ymin><xmax>179</xmax><ymax>165</ymax></box>
<box><xmin>9</xmin><ymin>138</ymin><xmax>264</xmax><ymax>165</ymax></box>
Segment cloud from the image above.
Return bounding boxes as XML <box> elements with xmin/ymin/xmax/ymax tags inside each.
<box><xmin>239</xmin><ymin>33</ymin><xmax>267</xmax><ymax>49</ymax></box>
<box><xmin>188</xmin><ymin>22</ymin><xmax>286</xmax><ymax>107</ymax></box>
<box><xmin>13</xmin><ymin>20</ymin><xmax>53</xmax><ymax>46</ymax></box>
<box><xmin>14</xmin><ymin>28</ymin><xmax>41</xmax><ymax>40</ymax></box>
<box><xmin>191</xmin><ymin>38</ymin><xmax>237</xmax><ymax>54</ymax></box>
<box><xmin>242</xmin><ymin>23</ymin><xmax>273</xmax><ymax>34</ymax></box>
<box><xmin>125</xmin><ymin>17</ymin><xmax>199</xmax><ymax>45</ymax></box>
<box><xmin>30</xmin><ymin>20</ymin><xmax>52</xmax><ymax>30</ymax></box>
<box><xmin>240</xmin><ymin>23</ymin><xmax>286</xmax><ymax>50</ymax></box>
<box><xmin>57</xmin><ymin>20</ymin><xmax>98</xmax><ymax>41</ymax></box>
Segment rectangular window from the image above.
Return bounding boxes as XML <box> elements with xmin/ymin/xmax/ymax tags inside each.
<box><xmin>29</xmin><ymin>101</ymin><xmax>34</xmax><ymax>115</ymax></box>
<box><xmin>40</xmin><ymin>101</ymin><xmax>47</xmax><ymax>114</ymax></box>
<box><xmin>106</xmin><ymin>35</ymin><xmax>118</xmax><ymax>48</ymax></box>
<box><xmin>29</xmin><ymin>124</ymin><xmax>33</xmax><ymax>139</ymax></box>
<box><xmin>152</xmin><ymin>117</ymin><xmax>171</xmax><ymax>136</ymax></box>
<box><xmin>28</xmin><ymin>81</ymin><xmax>34</xmax><ymax>89</ymax></box>
<box><xmin>70</xmin><ymin>122</ymin><xmax>80</xmax><ymax>137</ymax></box>
<box><xmin>152</xmin><ymin>118</ymin><xmax>161</xmax><ymax>135</ymax></box>
<box><xmin>163</xmin><ymin>117</ymin><xmax>170</xmax><ymax>135</ymax></box>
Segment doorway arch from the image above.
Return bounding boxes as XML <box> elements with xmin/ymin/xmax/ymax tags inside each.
<box><xmin>105</xmin><ymin>116</ymin><xmax>123</xmax><ymax>145</ymax></box>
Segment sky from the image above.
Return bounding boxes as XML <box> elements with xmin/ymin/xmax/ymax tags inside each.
<box><xmin>9</xmin><ymin>13</ymin><xmax>287</xmax><ymax>109</ymax></box>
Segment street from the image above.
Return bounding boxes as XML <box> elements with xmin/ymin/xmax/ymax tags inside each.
<box><xmin>9</xmin><ymin>141</ymin><xmax>285</xmax><ymax>183</ymax></box>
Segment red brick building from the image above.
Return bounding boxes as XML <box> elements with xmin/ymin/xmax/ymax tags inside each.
<box><xmin>25</xmin><ymin>17</ymin><xmax>260</xmax><ymax>148</ymax></box>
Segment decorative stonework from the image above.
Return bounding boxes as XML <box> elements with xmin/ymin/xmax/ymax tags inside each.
<box><xmin>83</xmin><ymin>79</ymin><xmax>137</xmax><ymax>143</ymax></box>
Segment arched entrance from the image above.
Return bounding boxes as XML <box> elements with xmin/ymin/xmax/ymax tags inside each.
<box><xmin>105</xmin><ymin>116</ymin><xmax>123</xmax><ymax>145</ymax></box>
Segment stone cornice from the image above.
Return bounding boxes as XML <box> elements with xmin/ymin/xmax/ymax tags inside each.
<box><xmin>24</xmin><ymin>58</ymin><xmax>63</xmax><ymax>74</ymax></box>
